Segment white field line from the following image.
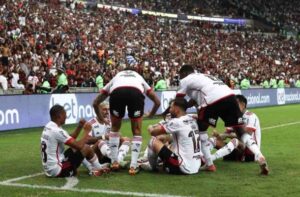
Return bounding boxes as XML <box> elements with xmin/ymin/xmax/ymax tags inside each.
<box><xmin>62</xmin><ymin>177</ymin><xmax>79</xmax><ymax>189</ymax></box>
<box><xmin>1</xmin><ymin>173</ymin><xmax>43</xmax><ymax>184</ymax></box>
<box><xmin>0</xmin><ymin>181</ymin><xmax>189</xmax><ymax>197</ymax></box>
<box><xmin>262</xmin><ymin>121</ymin><xmax>300</xmax><ymax>131</ymax></box>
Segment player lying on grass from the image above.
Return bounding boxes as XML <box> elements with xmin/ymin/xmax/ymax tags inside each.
<box><xmin>205</xmin><ymin>95</ymin><xmax>267</xmax><ymax>172</ymax></box>
<box><xmin>145</xmin><ymin>98</ymin><xmax>202</xmax><ymax>175</ymax></box>
<box><xmin>81</xmin><ymin>102</ymin><xmax>130</xmax><ymax>174</ymax></box>
<box><xmin>40</xmin><ymin>104</ymin><xmax>110</xmax><ymax>177</ymax></box>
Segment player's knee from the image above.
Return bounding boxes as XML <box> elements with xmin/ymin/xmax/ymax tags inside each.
<box><xmin>199</xmin><ymin>133</ymin><xmax>209</xmax><ymax>142</ymax></box>
<box><xmin>230</xmin><ymin>138</ymin><xmax>239</xmax><ymax>149</ymax></box>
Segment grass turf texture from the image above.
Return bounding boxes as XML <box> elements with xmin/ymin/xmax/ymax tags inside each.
<box><xmin>0</xmin><ymin>104</ymin><xmax>300</xmax><ymax>197</ymax></box>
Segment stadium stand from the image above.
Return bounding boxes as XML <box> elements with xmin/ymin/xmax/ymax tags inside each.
<box><xmin>0</xmin><ymin>0</ymin><xmax>299</xmax><ymax>94</ymax></box>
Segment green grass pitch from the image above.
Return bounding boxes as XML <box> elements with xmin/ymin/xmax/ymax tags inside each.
<box><xmin>0</xmin><ymin>104</ymin><xmax>300</xmax><ymax>197</ymax></box>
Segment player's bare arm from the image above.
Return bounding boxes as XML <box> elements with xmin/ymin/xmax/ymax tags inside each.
<box><xmin>145</xmin><ymin>90</ymin><xmax>161</xmax><ymax>118</ymax></box>
<box><xmin>148</xmin><ymin>123</ymin><xmax>166</xmax><ymax>136</ymax></box>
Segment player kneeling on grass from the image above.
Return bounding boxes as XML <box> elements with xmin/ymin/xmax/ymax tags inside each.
<box><xmin>205</xmin><ymin>95</ymin><xmax>268</xmax><ymax>174</ymax></box>
<box><xmin>81</xmin><ymin>102</ymin><xmax>131</xmax><ymax>174</ymax></box>
<box><xmin>146</xmin><ymin>98</ymin><xmax>202</xmax><ymax>175</ymax></box>
<box><xmin>40</xmin><ymin>104</ymin><xmax>110</xmax><ymax>177</ymax></box>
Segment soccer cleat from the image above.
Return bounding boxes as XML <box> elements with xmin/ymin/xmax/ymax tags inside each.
<box><xmin>129</xmin><ymin>167</ymin><xmax>140</xmax><ymax>175</ymax></box>
<box><xmin>91</xmin><ymin>167</ymin><xmax>111</xmax><ymax>176</ymax></box>
<box><xmin>206</xmin><ymin>164</ymin><xmax>217</xmax><ymax>172</ymax></box>
<box><xmin>258</xmin><ymin>156</ymin><xmax>269</xmax><ymax>175</ymax></box>
<box><xmin>110</xmin><ymin>161</ymin><xmax>120</xmax><ymax>171</ymax></box>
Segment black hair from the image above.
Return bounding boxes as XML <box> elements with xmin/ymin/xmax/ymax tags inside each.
<box><xmin>172</xmin><ymin>97</ymin><xmax>188</xmax><ymax>111</ymax></box>
<box><xmin>50</xmin><ymin>105</ymin><xmax>65</xmax><ymax>121</ymax></box>
<box><xmin>179</xmin><ymin>65</ymin><xmax>194</xmax><ymax>76</ymax></box>
<box><xmin>236</xmin><ymin>95</ymin><xmax>247</xmax><ymax>107</ymax></box>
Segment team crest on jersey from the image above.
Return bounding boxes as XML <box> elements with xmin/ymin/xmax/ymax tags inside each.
<box><xmin>133</xmin><ymin>110</ymin><xmax>141</xmax><ymax>117</ymax></box>
<box><xmin>238</xmin><ymin>117</ymin><xmax>244</xmax><ymax>124</ymax></box>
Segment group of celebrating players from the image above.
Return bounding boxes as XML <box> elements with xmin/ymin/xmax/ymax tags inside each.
<box><xmin>40</xmin><ymin>64</ymin><xmax>269</xmax><ymax>178</ymax></box>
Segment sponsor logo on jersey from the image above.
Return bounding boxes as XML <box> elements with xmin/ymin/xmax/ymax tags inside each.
<box><xmin>208</xmin><ymin>118</ymin><xmax>216</xmax><ymax>125</ymax></box>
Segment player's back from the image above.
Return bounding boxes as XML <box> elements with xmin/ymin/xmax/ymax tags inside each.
<box><xmin>41</xmin><ymin>121</ymin><xmax>69</xmax><ymax>176</ymax></box>
<box><xmin>105</xmin><ymin>70</ymin><xmax>151</xmax><ymax>94</ymax></box>
<box><xmin>170</xmin><ymin>115</ymin><xmax>202</xmax><ymax>174</ymax></box>
<box><xmin>179</xmin><ymin>73</ymin><xmax>233</xmax><ymax>107</ymax></box>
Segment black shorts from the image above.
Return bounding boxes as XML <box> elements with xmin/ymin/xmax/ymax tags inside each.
<box><xmin>197</xmin><ymin>95</ymin><xmax>244</xmax><ymax>130</ymax></box>
<box><xmin>57</xmin><ymin>148</ymin><xmax>84</xmax><ymax>177</ymax></box>
<box><xmin>109</xmin><ymin>87</ymin><xmax>145</xmax><ymax>119</ymax></box>
<box><xmin>223</xmin><ymin>149</ymin><xmax>255</xmax><ymax>162</ymax></box>
<box><xmin>158</xmin><ymin>145</ymin><xmax>183</xmax><ymax>175</ymax></box>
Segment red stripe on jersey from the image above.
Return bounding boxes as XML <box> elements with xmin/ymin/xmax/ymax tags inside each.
<box><xmin>65</xmin><ymin>137</ymin><xmax>75</xmax><ymax>145</ymax></box>
<box><xmin>100</xmin><ymin>89</ymin><xmax>109</xmax><ymax>95</ymax></box>
<box><xmin>146</xmin><ymin>88</ymin><xmax>152</xmax><ymax>95</ymax></box>
<box><xmin>176</xmin><ymin>93</ymin><xmax>186</xmax><ymax>97</ymax></box>
<box><xmin>168</xmin><ymin>157</ymin><xmax>180</xmax><ymax>166</ymax></box>
<box><xmin>246</xmin><ymin>127</ymin><xmax>256</xmax><ymax>132</ymax></box>
<box><xmin>88</xmin><ymin>118</ymin><xmax>97</xmax><ymax>124</ymax></box>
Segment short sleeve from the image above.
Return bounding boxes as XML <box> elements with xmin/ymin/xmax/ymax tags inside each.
<box><xmin>176</xmin><ymin>80</ymin><xmax>187</xmax><ymax>97</ymax></box>
<box><xmin>55</xmin><ymin>129</ymin><xmax>73</xmax><ymax>144</ymax></box>
<box><xmin>160</xmin><ymin>119</ymin><xmax>181</xmax><ymax>134</ymax></box>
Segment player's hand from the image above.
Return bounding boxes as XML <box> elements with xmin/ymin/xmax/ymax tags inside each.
<box><xmin>78</xmin><ymin>119</ymin><xmax>86</xmax><ymax>128</ymax></box>
<box><xmin>83</xmin><ymin>122</ymin><xmax>92</xmax><ymax>133</ymax></box>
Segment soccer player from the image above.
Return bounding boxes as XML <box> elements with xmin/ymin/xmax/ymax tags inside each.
<box><xmin>146</xmin><ymin>98</ymin><xmax>202</xmax><ymax>175</ymax></box>
<box><xmin>176</xmin><ymin>65</ymin><xmax>269</xmax><ymax>175</ymax></box>
<box><xmin>40</xmin><ymin>104</ymin><xmax>109</xmax><ymax>177</ymax></box>
<box><xmin>209</xmin><ymin>95</ymin><xmax>263</xmax><ymax>163</ymax></box>
<box><xmin>93</xmin><ymin>68</ymin><xmax>161</xmax><ymax>175</ymax></box>
<box><xmin>82</xmin><ymin>102</ymin><xmax>130</xmax><ymax>173</ymax></box>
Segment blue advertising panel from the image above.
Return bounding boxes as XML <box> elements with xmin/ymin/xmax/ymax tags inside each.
<box><xmin>1</xmin><ymin>88</ymin><xmax>300</xmax><ymax>131</ymax></box>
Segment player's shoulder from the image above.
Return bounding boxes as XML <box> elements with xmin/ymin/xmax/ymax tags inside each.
<box><xmin>88</xmin><ymin>118</ymin><xmax>98</xmax><ymax>125</ymax></box>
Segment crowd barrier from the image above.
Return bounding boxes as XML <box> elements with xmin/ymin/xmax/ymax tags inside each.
<box><xmin>0</xmin><ymin>88</ymin><xmax>300</xmax><ymax>131</ymax></box>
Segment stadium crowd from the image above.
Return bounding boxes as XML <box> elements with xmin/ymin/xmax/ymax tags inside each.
<box><xmin>0</xmin><ymin>0</ymin><xmax>300</xmax><ymax>94</ymax></box>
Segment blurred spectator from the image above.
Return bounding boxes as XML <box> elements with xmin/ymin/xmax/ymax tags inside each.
<box><xmin>154</xmin><ymin>75</ymin><xmax>167</xmax><ymax>91</ymax></box>
<box><xmin>0</xmin><ymin>66</ymin><xmax>8</xmax><ymax>91</ymax></box>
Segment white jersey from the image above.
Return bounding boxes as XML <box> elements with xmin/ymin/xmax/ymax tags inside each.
<box><xmin>101</xmin><ymin>70</ymin><xmax>152</xmax><ymax>95</ymax></box>
<box><xmin>88</xmin><ymin>117</ymin><xmax>111</xmax><ymax>138</ymax></box>
<box><xmin>40</xmin><ymin>121</ymin><xmax>74</xmax><ymax>177</ymax></box>
<box><xmin>225</xmin><ymin>110</ymin><xmax>261</xmax><ymax>150</ymax></box>
<box><xmin>243</xmin><ymin>110</ymin><xmax>261</xmax><ymax>149</ymax></box>
<box><xmin>160</xmin><ymin>115</ymin><xmax>201</xmax><ymax>174</ymax></box>
<box><xmin>177</xmin><ymin>73</ymin><xmax>233</xmax><ymax>107</ymax></box>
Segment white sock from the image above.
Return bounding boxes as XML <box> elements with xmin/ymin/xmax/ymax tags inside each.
<box><xmin>241</xmin><ymin>133</ymin><xmax>263</xmax><ymax>160</ymax></box>
<box><xmin>200</xmin><ymin>132</ymin><xmax>213</xmax><ymax>166</ymax></box>
<box><xmin>118</xmin><ymin>140</ymin><xmax>130</xmax><ymax>162</ymax></box>
<box><xmin>89</xmin><ymin>154</ymin><xmax>102</xmax><ymax>170</ymax></box>
<box><xmin>98</xmin><ymin>140</ymin><xmax>110</xmax><ymax>158</ymax></box>
<box><xmin>108</xmin><ymin>132</ymin><xmax>120</xmax><ymax>163</ymax></box>
<box><xmin>82</xmin><ymin>158</ymin><xmax>93</xmax><ymax>172</ymax></box>
<box><xmin>212</xmin><ymin>138</ymin><xmax>239</xmax><ymax>161</ymax></box>
<box><xmin>130</xmin><ymin>136</ymin><xmax>142</xmax><ymax>168</ymax></box>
